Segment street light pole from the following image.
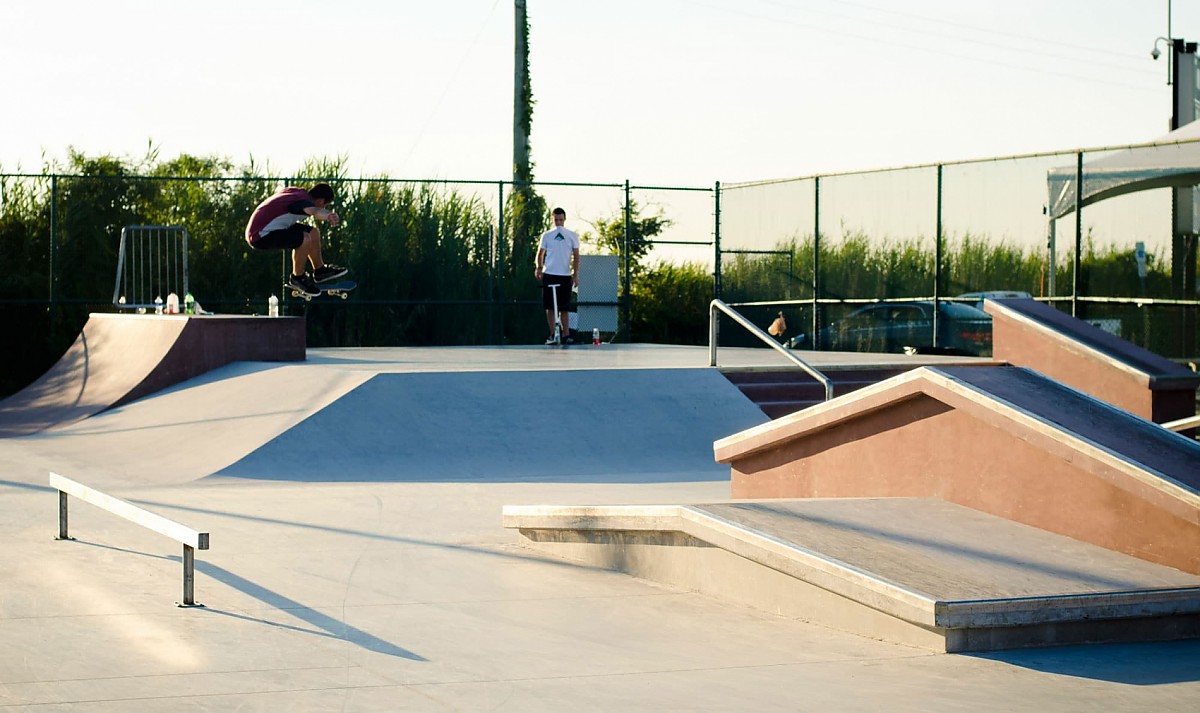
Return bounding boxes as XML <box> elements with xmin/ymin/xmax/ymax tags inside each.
<box><xmin>1169</xmin><ymin>36</ymin><xmax>1199</xmax><ymax>351</ymax></box>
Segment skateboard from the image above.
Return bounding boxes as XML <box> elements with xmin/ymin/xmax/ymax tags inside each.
<box><xmin>286</xmin><ymin>279</ymin><xmax>357</xmax><ymax>302</ymax></box>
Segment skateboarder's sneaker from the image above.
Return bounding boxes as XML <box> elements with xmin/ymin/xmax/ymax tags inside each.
<box><xmin>564</xmin><ymin>336</ymin><xmax>575</xmax><ymax>345</ymax></box>
<box><xmin>544</xmin><ymin>335</ymin><xmax>559</xmax><ymax>346</ymax></box>
<box><xmin>287</xmin><ymin>273</ymin><xmax>320</xmax><ymax>296</ymax></box>
<box><xmin>314</xmin><ymin>264</ymin><xmax>349</xmax><ymax>283</ymax></box>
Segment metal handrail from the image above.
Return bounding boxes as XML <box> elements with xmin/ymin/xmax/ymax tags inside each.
<box><xmin>1162</xmin><ymin>414</ymin><xmax>1200</xmax><ymax>433</ymax></box>
<box><xmin>709</xmin><ymin>299</ymin><xmax>835</xmax><ymax>402</ymax></box>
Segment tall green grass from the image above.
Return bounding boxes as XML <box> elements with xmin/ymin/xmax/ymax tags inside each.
<box><xmin>0</xmin><ymin>151</ymin><xmax>553</xmax><ymax>395</ymax></box>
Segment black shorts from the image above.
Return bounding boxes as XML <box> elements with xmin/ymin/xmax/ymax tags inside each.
<box><xmin>251</xmin><ymin>223</ymin><xmax>312</xmax><ymax>250</ymax></box>
<box><xmin>542</xmin><ymin>273</ymin><xmax>572</xmax><ymax>310</ymax></box>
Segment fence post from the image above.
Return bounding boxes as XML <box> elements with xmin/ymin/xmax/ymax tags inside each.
<box><xmin>497</xmin><ymin>181</ymin><xmax>506</xmax><ymax>344</ymax></box>
<box><xmin>49</xmin><ymin>174</ymin><xmax>58</xmax><ymax>345</ymax></box>
<box><xmin>623</xmin><ymin>179</ymin><xmax>632</xmax><ymax>337</ymax></box>
<box><xmin>713</xmin><ymin>181</ymin><xmax>722</xmax><ymax>301</ymax></box>
<box><xmin>1073</xmin><ymin>151</ymin><xmax>1083</xmax><ymax>317</ymax></box>
<box><xmin>934</xmin><ymin>165</ymin><xmax>944</xmax><ymax>347</ymax></box>
<box><xmin>812</xmin><ymin>176</ymin><xmax>821</xmax><ymax>345</ymax></box>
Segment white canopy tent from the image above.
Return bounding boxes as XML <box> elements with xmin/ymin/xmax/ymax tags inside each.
<box><xmin>1047</xmin><ymin>120</ymin><xmax>1200</xmax><ymax>220</ymax></box>
<box><xmin>1044</xmin><ymin>121</ymin><xmax>1200</xmax><ymax>297</ymax></box>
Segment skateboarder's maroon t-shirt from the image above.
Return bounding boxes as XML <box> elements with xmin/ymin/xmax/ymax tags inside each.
<box><xmin>245</xmin><ymin>187</ymin><xmax>316</xmax><ymax>245</ymax></box>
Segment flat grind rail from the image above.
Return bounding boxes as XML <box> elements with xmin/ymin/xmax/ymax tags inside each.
<box><xmin>709</xmin><ymin>299</ymin><xmax>835</xmax><ymax>402</ymax></box>
<box><xmin>50</xmin><ymin>472</ymin><xmax>209</xmax><ymax>606</ymax></box>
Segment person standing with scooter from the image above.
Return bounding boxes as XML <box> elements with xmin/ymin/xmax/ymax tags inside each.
<box><xmin>534</xmin><ymin>207</ymin><xmax>580</xmax><ymax>345</ymax></box>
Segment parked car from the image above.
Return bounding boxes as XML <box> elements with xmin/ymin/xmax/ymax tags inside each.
<box><xmin>788</xmin><ymin>301</ymin><xmax>993</xmax><ymax>356</ymax></box>
<box><xmin>956</xmin><ymin>290</ymin><xmax>1032</xmax><ymax>311</ymax></box>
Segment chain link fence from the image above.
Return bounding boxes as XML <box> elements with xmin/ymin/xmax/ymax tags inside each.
<box><xmin>718</xmin><ymin>140</ymin><xmax>1200</xmax><ymax>360</ymax></box>
<box><xmin>3</xmin><ymin>137</ymin><xmax>1199</xmax><ymax>396</ymax></box>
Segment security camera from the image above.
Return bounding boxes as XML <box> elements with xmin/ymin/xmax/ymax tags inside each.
<box><xmin>1152</xmin><ymin>46</ymin><xmax>1162</xmax><ymax>60</ymax></box>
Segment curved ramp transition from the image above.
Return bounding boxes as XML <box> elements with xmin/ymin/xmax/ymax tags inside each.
<box><xmin>0</xmin><ymin>313</ymin><xmax>304</xmax><ymax>437</ymax></box>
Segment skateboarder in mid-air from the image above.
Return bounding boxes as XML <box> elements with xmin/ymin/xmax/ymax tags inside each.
<box><xmin>245</xmin><ymin>182</ymin><xmax>349</xmax><ymax>296</ymax></box>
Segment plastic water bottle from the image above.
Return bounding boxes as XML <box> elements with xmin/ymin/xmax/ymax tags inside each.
<box><xmin>154</xmin><ymin>296</ymin><xmax>163</xmax><ymax>315</ymax></box>
<box><xmin>268</xmin><ymin>294</ymin><xmax>279</xmax><ymax>317</ymax></box>
<box><xmin>184</xmin><ymin>292</ymin><xmax>195</xmax><ymax>315</ymax></box>
<box><xmin>593</xmin><ymin>328</ymin><xmax>600</xmax><ymax>346</ymax></box>
<box><xmin>166</xmin><ymin>292</ymin><xmax>180</xmax><ymax>314</ymax></box>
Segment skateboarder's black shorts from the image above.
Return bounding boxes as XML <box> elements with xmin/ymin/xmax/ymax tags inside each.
<box><xmin>542</xmin><ymin>273</ymin><xmax>572</xmax><ymax>310</ymax></box>
<box><xmin>251</xmin><ymin>224</ymin><xmax>313</xmax><ymax>251</ymax></box>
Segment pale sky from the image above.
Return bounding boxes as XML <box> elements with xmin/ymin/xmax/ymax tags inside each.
<box><xmin>2</xmin><ymin>0</ymin><xmax>1195</xmax><ymax>187</ymax></box>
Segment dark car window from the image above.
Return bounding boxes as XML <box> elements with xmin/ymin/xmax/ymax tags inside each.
<box><xmin>889</xmin><ymin>306</ymin><xmax>927</xmax><ymax>323</ymax></box>
<box><xmin>843</xmin><ymin>308</ymin><xmax>884</xmax><ymax>328</ymax></box>
<box><xmin>939</xmin><ymin>302</ymin><xmax>991</xmax><ymax>320</ymax></box>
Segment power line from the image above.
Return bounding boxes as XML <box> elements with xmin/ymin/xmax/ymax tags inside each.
<box><xmin>401</xmin><ymin>0</ymin><xmax>503</xmax><ymax>170</ymax></box>
<box><xmin>693</xmin><ymin>0</ymin><xmax>1161</xmax><ymax>92</ymax></box>
<box><xmin>808</xmin><ymin>0</ymin><xmax>1156</xmax><ymax>64</ymax></box>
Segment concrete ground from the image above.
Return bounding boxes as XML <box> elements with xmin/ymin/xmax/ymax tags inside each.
<box><xmin>1</xmin><ymin>345</ymin><xmax>1197</xmax><ymax>711</ymax></box>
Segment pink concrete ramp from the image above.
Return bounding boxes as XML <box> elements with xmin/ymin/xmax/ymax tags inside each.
<box><xmin>0</xmin><ymin>313</ymin><xmax>305</xmax><ymax>438</ymax></box>
<box><xmin>715</xmin><ymin>365</ymin><xmax>1200</xmax><ymax>575</ymax></box>
<box><xmin>985</xmin><ymin>298</ymin><xmax>1199</xmax><ymax>423</ymax></box>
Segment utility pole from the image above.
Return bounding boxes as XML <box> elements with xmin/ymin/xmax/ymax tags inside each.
<box><xmin>513</xmin><ymin>0</ymin><xmax>530</xmax><ymax>187</ymax></box>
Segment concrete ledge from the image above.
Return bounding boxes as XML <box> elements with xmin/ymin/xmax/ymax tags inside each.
<box><xmin>503</xmin><ymin>499</ymin><xmax>1200</xmax><ymax>652</ymax></box>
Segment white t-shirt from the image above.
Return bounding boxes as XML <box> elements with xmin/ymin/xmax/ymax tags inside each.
<box><xmin>538</xmin><ymin>226</ymin><xmax>580</xmax><ymax>276</ymax></box>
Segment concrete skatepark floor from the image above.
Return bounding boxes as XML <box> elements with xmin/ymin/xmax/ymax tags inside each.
<box><xmin>0</xmin><ymin>345</ymin><xmax>1197</xmax><ymax>711</ymax></box>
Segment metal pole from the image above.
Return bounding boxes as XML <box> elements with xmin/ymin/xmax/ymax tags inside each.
<box><xmin>182</xmin><ymin>544</ymin><xmax>196</xmax><ymax>606</ymax></box>
<box><xmin>488</xmin><ymin>223</ymin><xmax>495</xmax><ymax>344</ymax></box>
<box><xmin>49</xmin><ymin>175</ymin><xmax>57</xmax><ymax>344</ymax></box>
<box><xmin>57</xmin><ymin>490</ymin><xmax>69</xmax><ymax>540</ymax></box>
<box><xmin>812</xmin><ymin>177</ymin><xmax>821</xmax><ymax>346</ymax></box>
<box><xmin>1169</xmin><ymin>40</ymin><xmax>1198</xmax><ymax>352</ymax></box>
<box><xmin>623</xmin><ymin>179</ymin><xmax>632</xmax><ymax>337</ymax></box>
<box><xmin>934</xmin><ymin>165</ymin><xmax>943</xmax><ymax>347</ymax></box>
<box><xmin>1047</xmin><ymin>220</ymin><xmax>1057</xmax><ymax>297</ymax></box>
<box><xmin>1072</xmin><ymin>151</ymin><xmax>1083</xmax><ymax>317</ymax></box>
<box><xmin>713</xmin><ymin>181</ymin><xmax>722</xmax><ymax>300</ymax></box>
<box><xmin>496</xmin><ymin>182</ymin><xmax>505</xmax><ymax>343</ymax></box>
<box><xmin>709</xmin><ymin>302</ymin><xmax>720</xmax><ymax>366</ymax></box>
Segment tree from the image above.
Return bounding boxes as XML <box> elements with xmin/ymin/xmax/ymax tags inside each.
<box><xmin>584</xmin><ymin>199</ymin><xmax>672</xmax><ymax>279</ymax></box>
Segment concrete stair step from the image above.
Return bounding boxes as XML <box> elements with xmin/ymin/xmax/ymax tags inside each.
<box><xmin>722</xmin><ymin>367</ymin><xmax>914</xmax><ymax>419</ymax></box>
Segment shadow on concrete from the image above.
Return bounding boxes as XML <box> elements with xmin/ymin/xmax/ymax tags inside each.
<box><xmin>210</xmin><ymin>369</ymin><xmax>766</xmax><ymax>484</ymax></box>
<box><xmin>64</xmin><ymin>538</ymin><xmax>427</xmax><ymax>661</ymax></box>
<box><xmin>130</xmin><ymin>497</ymin><xmax>605</xmax><ymax>570</ymax></box>
<box><xmin>28</xmin><ymin>409</ymin><xmax>305</xmax><ymax>439</ymax></box>
<box><xmin>0</xmin><ymin>478</ymin><xmax>55</xmax><ymax>493</ymax></box>
<box><xmin>971</xmin><ymin>640</ymin><xmax>1200</xmax><ymax>684</ymax></box>
<box><xmin>187</xmin><ymin>559</ymin><xmax>427</xmax><ymax>661</ymax></box>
